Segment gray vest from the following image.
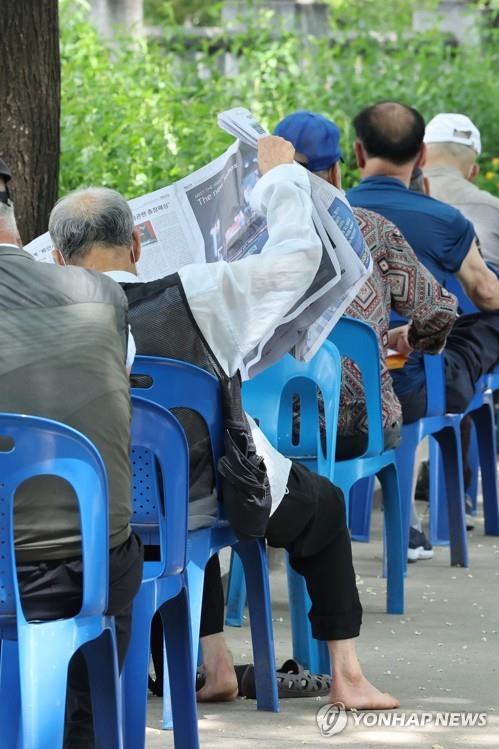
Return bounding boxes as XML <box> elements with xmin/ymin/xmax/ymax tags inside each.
<box><xmin>123</xmin><ymin>274</ymin><xmax>226</xmax><ymax>530</ymax></box>
<box><xmin>0</xmin><ymin>245</ymin><xmax>132</xmax><ymax>561</ymax></box>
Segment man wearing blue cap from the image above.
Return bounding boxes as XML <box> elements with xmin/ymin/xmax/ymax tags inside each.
<box><xmin>274</xmin><ymin>112</ymin><xmax>457</xmax><ymax>562</ymax></box>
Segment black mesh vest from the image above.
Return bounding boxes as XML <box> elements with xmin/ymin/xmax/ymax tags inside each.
<box><xmin>123</xmin><ymin>273</ymin><xmax>228</xmax><ymax>529</ymax></box>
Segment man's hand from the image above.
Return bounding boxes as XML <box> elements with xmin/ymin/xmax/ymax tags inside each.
<box><xmin>387</xmin><ymin>324</ymin><xmax>413</xmax><ymax>357</ymax></box>
<box><xmin>257</xmin><ymin>135</ymin><xmax>295</xmax><ymax>176</ymax></box>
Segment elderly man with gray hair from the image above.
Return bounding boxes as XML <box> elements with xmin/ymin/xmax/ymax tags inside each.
<box><xmin>51</xmin><ymin>135</ymin><xmax>401</xmax><ymax>712</ymax></box>
<box><xmin>0</xmin><ymin>158</ymin><xmax>143</xmax><ymax>749</ymax></box>
<box><xmin>424</xmin><ymin>113</ymin><xmax>499</xmax><ymax>272</ymax></box>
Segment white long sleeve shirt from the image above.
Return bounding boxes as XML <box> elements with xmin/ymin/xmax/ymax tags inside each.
<box><xmin>106</xmin><ymin>162</ymin><xmax>322</xmax><ymax>515</ymax></box>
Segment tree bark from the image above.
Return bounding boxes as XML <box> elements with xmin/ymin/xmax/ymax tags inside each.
<box><xmin>90</xmin><ymin>0</ymin><xmax>144</xmax><ymax>38</ymax></box>
<box><xmin>0</xmin><ymin>1</ymin><xmax>60</xmax><ymax>244</ymax></box>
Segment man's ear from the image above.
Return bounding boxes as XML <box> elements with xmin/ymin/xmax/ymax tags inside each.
<box><xmin>52</xmin><ymin>248</ymin><xmax>66</xmax><ymax>266</ymax></box>
<box><xmin>415</xmin><ymin>143</ymin><xmax>426</xmax><ymax>169</ymax></box>
<box><xmin>131</xmin><ymin>227</ymin><xmax>142</xmax><ymax>265</ymax></box>
<box><xmin>354</xmin><ymin>139</ymin><xmax>366</xmax><ymax>169</ymax></box>
<box><xmin>468</xmin><ymin>163</ymin><xmax>480</xmax><ymax>182</ymax></box>
<box><xmin>329</xmin><ymin>162</ymin><xmax>342</xmax><ymax>190</ymax></box>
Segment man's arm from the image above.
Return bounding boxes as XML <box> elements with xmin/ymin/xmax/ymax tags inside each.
<box><xmin>178</xmin><ymin>136</ymin><xmax>322</xmax><ymax>377</ymax></box>
<box><xmin>457</xmin><ymin>240</ymin><xmax>499</xmax><ymax>311</ymax></box>
<box><xmin>383</xmin><ymin>219</ymin><xmax>457</xmax><ymax>354</ymax></box>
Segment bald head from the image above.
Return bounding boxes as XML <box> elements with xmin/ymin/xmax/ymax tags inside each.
<box><xmin>49</xmin><ymin>187</ymin><xmax>134</xmax><ymax>264</ymax></box>
<box><xmin>353</xmin><ymin>101</ymin><xmax>426</xmax><ymax>166</ymax></box>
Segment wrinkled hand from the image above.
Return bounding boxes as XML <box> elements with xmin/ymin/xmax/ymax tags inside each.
<box><xmin>387</xmin><ymin>324</ymin><xmax>413</xmax><ymax>357</ymax></box>
<box><xmin>257</xmin><ymin>135</ymin><xmax>295</xmax><ymax>175</ymax></box>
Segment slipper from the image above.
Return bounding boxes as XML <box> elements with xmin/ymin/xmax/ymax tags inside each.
<box><xmin>233</xmin><ymin>658</ymin><xmax>331</xmax><ymax>699</ymax></box>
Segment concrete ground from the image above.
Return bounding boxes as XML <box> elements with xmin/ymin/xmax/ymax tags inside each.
<box><xmin>146</xmin><ymin>500</ymin><xmax>499</xmax><ymax>749</ymax></box>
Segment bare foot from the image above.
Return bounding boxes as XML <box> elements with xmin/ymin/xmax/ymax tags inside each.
<box><xmin>196</xmin><ymin>633</ymin><xmax>239</xmax><ymax>703</ymax></box>
<box><xmin>196</xmin><ymin>665</ymin><xmax>238</xmax><ymax>702</ymax></box>
<box><xmin>329</xmin><ymin>671</ymin><xmax>400</xmax><ymax>710</ymax></box>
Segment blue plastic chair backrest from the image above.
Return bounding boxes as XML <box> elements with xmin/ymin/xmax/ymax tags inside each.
<box><xmin>0</xmin><ymin>413</ymin><xmax>109</xmax><ymax>620</ymax></box>
<box><xmin>131</xmin><ymin>396</ymin><xmax>189</xmax><ymax>577</ymax></box>
<box><xmin>328</xmin><ymin>317</ymin><xmax>384</xmax><ymax>457</ymax></box>
<box><xmin>243</xmin><ymin>342</ymin><xmax>342</xmax><ymax>476</ymax></box>
<box><xmin>130</xmin><ymin>356</ymin><xmax>224</xmax><ymax>521</ymax></box>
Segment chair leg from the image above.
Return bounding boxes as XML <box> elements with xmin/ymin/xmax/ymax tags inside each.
<box><xmin>161</xmin><ymin>588</ymin><xmax>200</xmax><ymax>749</ymax></box>
<box><xmin>225</xmin><ymin>550</ymin><xmax>247</xmax><ymax>627</ymax></box>
<box><xmin>395</xmin><ymin>427</ymin><xmax>419</xmax><ymax>572</ymax></box>
<box><xmin>349</xmin><ymin>477</ymin><xmax>375</xmax><ymax>542</ymax></box>
<box><xmin>0</xmin><ymin>639</ymin><xmax>20</xmax><ymax>749</ymax></box>
<box><xmin>234</xmin><ymin>540</ymin><xmax>279</xmax><ymax>712</ymax></box>
<box><xmin>434</xmin><ymin>426</ymin><xmax>468</xmax><ymax>567</ymax></box>
<box><xmin>378</xmin><ymin>463</ymin><xmax>404</xmax><ymax>615</ymax></box>
<box><xmin>285</xmin><ymin>559</ymin><xmax>330</xmax><ymax>675</ymax></box>
<box><xmin>84</xmin><ymin>627</ymin><xmax>122</xmax><ymax>749</ymax></box>
<box><xmin>429</xmin><ymin>437</ymin><xmax>450</xmax><ymax>546</ymax></box>
<box><xmin>17</xmin><ymin>623</ymin><xmax>70</xmax><ymax>749</ymax></box>
<box><xmin>122</xmin><ymin>589</ymin><xmax>154</xmax><ymax>749</ymax></box>
<box><xmin>471</xmin><ymin>401</ymin><xmax>499</xmax><ymax>535</ymax></box>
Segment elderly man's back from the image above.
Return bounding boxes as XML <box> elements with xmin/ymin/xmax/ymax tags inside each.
<box><xmin>0</xmin><ymin>244</ymin><xmax>132</xmax><ymax>559</ymax></box>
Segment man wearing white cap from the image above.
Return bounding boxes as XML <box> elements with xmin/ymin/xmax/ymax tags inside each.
<box><xmin>424</xmin><ymin>113</ymin><xmax>499</xmax><ymax>271</ymax></box>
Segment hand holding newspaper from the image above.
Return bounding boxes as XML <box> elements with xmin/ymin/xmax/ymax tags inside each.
<box><xmin>26</xmin><ymin>108</ymin><xmax>371</xmax><ymax>377</ymax></box>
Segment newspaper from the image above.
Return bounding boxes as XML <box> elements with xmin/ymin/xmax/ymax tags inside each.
<box><xmin>26</xmin><ymin>108</ymin><xmax>371</xmax><ymax>377</ymax></box>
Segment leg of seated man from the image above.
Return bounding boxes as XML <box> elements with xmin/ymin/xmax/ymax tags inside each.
<box><xmin>444</xmin><ymin>311</ymin><xmax>499</xmax><ymax>412</ymax></box>
<box><xmin>267</xmin><ymin>462</ymin><xmax>398</xmax><ymax>709</ymax></box>
<box><xmin>17</xmin><ymin>533</ymin><xmax>143</xmax><ymax>749</ymax></box>
<box><xmin>199</xmin><ymin>464</ymin><xmax>399</xmax><ymax>709</ymax></box>
<box><xmin>197</xmin><ymin>554</ymin><xmax>238</xmax><ymax>702</ymax></box>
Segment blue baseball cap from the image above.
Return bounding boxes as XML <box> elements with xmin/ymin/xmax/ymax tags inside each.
<box><xmin>273</xmin><ymin>111</ymin><xmax>342</xmax><ymax>171</ymax></box>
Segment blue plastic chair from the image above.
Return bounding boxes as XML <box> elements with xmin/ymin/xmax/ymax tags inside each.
<box><xmin>227</xmin><ymin>342</ymin><xmax>343</xmax><ymax>674</ymax></box>
<box><xmin>227</xmin><ymin>324</ymin><xmax>405</xmax><ymax>673</ymax></box>
<box><xmin>122</xmin><ymin>396</ymin><xmax>199</xmax><ymax>749</ymax></box>
<box><xmin>130</xmin><ymin>356</ymin><xmax>278</xmax><ymax>726</ymax></box>
<box><xmin>395</xmin><ymin>354</ymin><xmax>468</xmax><ymax>566</ymax></box>
<box><xmin>0</xmin><ymin>413</ymin><xmax>122</xmax><ymax>749</ymax></box>
<box><xmin>327</xmin><ymin>319</ymin><xmax>405</xmax><ymax>613</ymax></box>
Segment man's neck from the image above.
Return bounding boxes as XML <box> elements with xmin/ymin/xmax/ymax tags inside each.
<box><xmin>80</xmin><ymin>244</ymin><xmax>137</xmax><ymax>275</ymax></box>
<box><xmin>0</xmin><ymin>229</ymin><xmax>19</xmax><ymax>246</ymax></box>
<box><xmin>424</xmin><ymin>158</ymin><xmax>466</xmax><ymax>178</ymax></box>
<box><xmin>360</xmin><ymin>158</ymin><xmax>414</xmax><ymax>188</ymax></box>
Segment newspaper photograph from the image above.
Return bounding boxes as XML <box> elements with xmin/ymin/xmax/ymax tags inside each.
<box><xmin>25</xmin><ymin>107</ymin><xmax>371</xmax><ymax>377</ymax></box>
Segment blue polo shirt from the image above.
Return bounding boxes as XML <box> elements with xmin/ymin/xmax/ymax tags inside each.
<box><xmin>346</xmin><ymin>176</ymin><xmax>475</xmax><ymax>286</ymax></box>
<box><xmin>347</xmin><ymin>176</ymin><xmax>475</xmax><ymax>397</ymax></box>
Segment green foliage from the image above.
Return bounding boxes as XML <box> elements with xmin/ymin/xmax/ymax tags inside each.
<box><xmin>59</xmin><ymin>0</ymin><xmax>499</xmax><ymax>199</ymax></box>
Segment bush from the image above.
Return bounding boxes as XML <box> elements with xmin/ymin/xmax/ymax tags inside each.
<box><xmin>60</xmin><ymin>0</ymin><xmax>499</xmax><ymax>198</ymax></box>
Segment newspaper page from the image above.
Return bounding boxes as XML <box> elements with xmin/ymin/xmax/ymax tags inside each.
<box><xmin>217</xmin><ymin>108</ymin><xmax>372</xmax><ymax>368</ymax></box>
<box><xmin>25</xmin><ymin>108</ymin><xmax>370</xmax><ymax>376</ymax></box>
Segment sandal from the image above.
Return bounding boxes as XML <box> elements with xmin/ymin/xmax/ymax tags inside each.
<box><xmin>233</xmin><ymin>658</ymin><xmax>331</xmax><ymax>699</ymax></box>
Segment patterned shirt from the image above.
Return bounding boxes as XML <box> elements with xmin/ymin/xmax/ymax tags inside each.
<box><xmin>339</xmin><ymin>207</ymin><xmax>458</xmax><ymax>436</ymax></box>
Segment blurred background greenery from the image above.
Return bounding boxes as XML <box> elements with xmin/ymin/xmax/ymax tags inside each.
<box><xmin>59</xmin><ymin>0</ymin><xmax>499</xmax><ymax>198</ymax></box>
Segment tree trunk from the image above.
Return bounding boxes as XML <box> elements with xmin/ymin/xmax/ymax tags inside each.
<box><xmin>90</xmin><ymin>0</ymin><xmax>144</xmax><ymax>38</ymax></box>
<box><xmin>0</xmin><ymin>1</ymin><xmax>60</xmax><ymax>244</ymax></box>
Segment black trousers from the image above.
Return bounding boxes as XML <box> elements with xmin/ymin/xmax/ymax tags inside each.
<box><xmin>17</xmin><ymin>533</ymin><xmax>144</xmax><ymax>749</ymax></box>
<box><xmin>396</xmin><ymin>311</ymin><xmax>499</xmax><ymax>425</ymax></box>
<box><xmin>200</xmin><ymin>461</ymin><xmax>363</xmax><ymax>642</ymax></box>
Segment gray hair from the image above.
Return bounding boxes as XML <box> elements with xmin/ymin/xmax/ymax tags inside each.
<box><xmin>0</xmin><ymin>201</ymin><xmax>17</xmax><ymax>234</ymax></box>
<box><xmin>49</xmin><ymin>187</ymin><xmax>134</xmax><ymax>262</ymax></box>
<box><xmin>425</xmin><ymin>141</ymin><xmax>476</xmax><ymax>168</ymax></box>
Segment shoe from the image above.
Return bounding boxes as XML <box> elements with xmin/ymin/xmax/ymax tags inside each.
<box><xmin>465</xmin><ymin>494</ymin><xmax>475</xmax><ymax>531</ymax></box>
<box><xmin>408</xmin><ymin>527</ymin><xmax>434</xmax><ymax>562</ymax></box>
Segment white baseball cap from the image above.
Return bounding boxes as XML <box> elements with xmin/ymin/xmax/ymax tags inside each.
<box><xmin>424</xmin><ymin>113</ymin><xmax>481</xmax><ymax>155</ymax></box>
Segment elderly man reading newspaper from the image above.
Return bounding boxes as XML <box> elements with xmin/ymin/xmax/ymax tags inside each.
<box><xmin>44</xmin><ymin>135</ymin><xmax>399</xmax><ymax>711</ymax></box>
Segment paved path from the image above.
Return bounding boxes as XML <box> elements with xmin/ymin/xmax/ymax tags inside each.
<box><xmin>146</xmin><ymin>502</ymin><xmax>499</xmax><ymax>748</ymax></box>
